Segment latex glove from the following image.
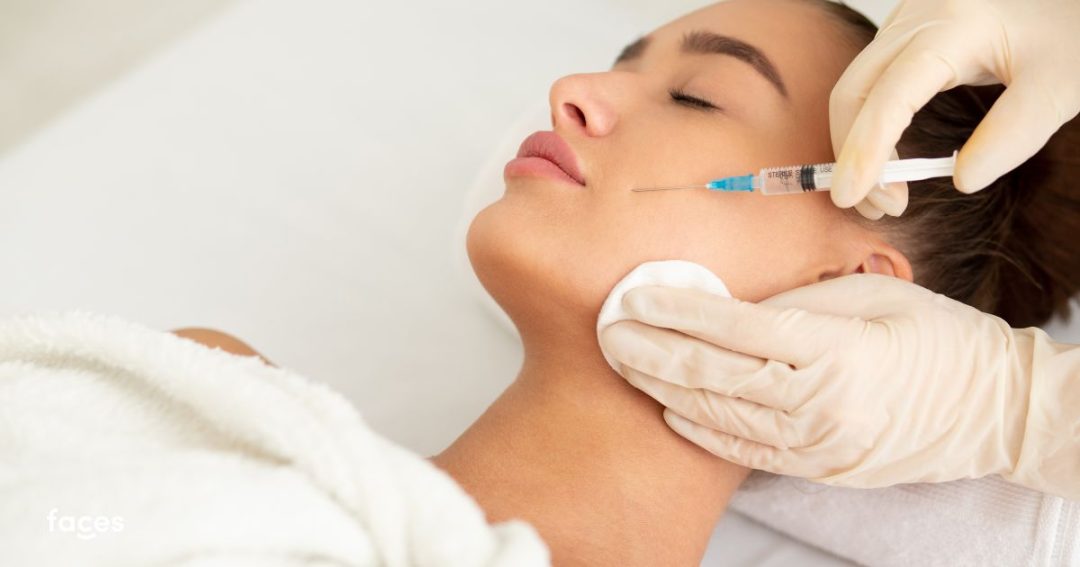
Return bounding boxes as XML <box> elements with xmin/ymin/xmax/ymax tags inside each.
<box><xmin>829</xmin><ymin>0</ymin><xmax>1080</xmax><ymax>217</ymax></box>
<box><xmin>599</xmin><ymin>274</ymin><xmax>1080</xmax><ymax>500</ymax></box>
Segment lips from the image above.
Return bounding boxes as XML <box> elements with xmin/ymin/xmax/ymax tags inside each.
<box><xmin>506</xmin><ymin>131</ymin><xmax>586</xmax><ymax>186</ymax></box>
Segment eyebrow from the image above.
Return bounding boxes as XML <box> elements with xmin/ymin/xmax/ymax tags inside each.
<box><xmin>614</xmin><ymin>31</ymin><xmax>789</xmax><ymax>99</ymax></box>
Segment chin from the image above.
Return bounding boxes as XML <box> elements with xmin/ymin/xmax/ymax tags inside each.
<box><xmin>465</xmin><ymin>198</ymin><xmax>606</xmax><ymax>335</ymax></box>
<box><xmin>466</xmin><ymin>201</ymin><xmax>540</xmax><ymax>328</ymax></box>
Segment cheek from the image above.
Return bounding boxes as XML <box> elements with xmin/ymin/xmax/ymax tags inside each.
<box><xmin>706</xmin><ymin>195</ymin><xmax>843</xmax><ymax>300</ymax></box>
<box><xmin>469</xmin><ymin>191</ymin><xmax>715</xmax><ymax>316</ymax></box>
<box><xmin>577</xmin><ymin>193</ymin><xmax>837</xmax><ymax>302</ymax></box>
<box><xmin>465</xmin><ymin>192</ymin><xmax>638</xmax><ymax>316</ymax></box>
<box><xmin>467</xmin><ymin>187</ymin><xmax>839</xmax><ymax>319</ymax></box>
<box><xmin>592</xmin><ymin>117</ymin><xmax>766</xmax><ymax>192</ymax></box>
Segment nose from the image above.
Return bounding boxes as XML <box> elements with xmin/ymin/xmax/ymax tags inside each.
<box><xmin>549</xmin><ymin>73</ymin><xmax>621</xmax><ymax>138</ymax></box>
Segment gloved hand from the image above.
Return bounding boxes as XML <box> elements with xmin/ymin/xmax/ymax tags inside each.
<box><xmin>599</xmin><ymin>274</ymin><xmax>1080</xmax><ymax>500</ymax></box>
<box><xmin>829</xmin><ymin>0</ymin><xmax>1080</xmax><ymax>218</ymax></box>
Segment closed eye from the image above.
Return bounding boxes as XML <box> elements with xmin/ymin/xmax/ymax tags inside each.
<box><xmin>669</xmin><ymin>88</ymin><xmax>721</xmax><ymax>112</ymax></box>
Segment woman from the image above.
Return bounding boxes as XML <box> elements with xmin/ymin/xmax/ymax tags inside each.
<box><xmin>431</xmin><ymin>0</ymin><xmax>876</xmax><ymax>562</ymax></box>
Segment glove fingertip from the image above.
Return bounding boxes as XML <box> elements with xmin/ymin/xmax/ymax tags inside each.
<box><xmin>621</xmin><ymin>286</ymin><xmax>657</xmax><ymax>319</ymax></box>
<box><xmin>853</xmin><ymin>199</ymin><xmax>886</xmax><ymax>220</ymax></box>
<box><xmin>829</xmin><ymin>172</ymin><xmax>863</xmax><ymax>209</ymax></box>
<box><xmin>663</xmin><ymin>409</ymin><xmax>701</xmax><ymax>442</ymax></box>
<box><xmin>663</xmin><ymin>409</ymin><xmax>742</xmax><ymax>461</ymax></box>
<box><xmin>865</xmin><ymin>181</ymin><xmax>908</xmax><ymax>217</ymax></box>
<box><xmin>952</xmin><ymin>162</ymin><xmax>996</xmax><ymax>194</ymax></box>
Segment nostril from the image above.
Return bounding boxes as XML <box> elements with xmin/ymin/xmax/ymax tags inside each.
<box><xmin>562</xmin><ymin>103</ymin><xmax>586</xmax><ymax>128</ymax></box>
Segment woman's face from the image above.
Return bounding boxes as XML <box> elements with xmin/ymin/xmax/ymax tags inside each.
<box><xmin>468</xmin><ymin>0</ymin><xmax>899</xmax><ymax>332</ymax></box>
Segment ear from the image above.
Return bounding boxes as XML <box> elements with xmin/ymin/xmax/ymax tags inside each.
<box><xmin>854</xmin><ymin>240</ymin><xmax>914</xmax><ymax>282</ymax></box>
<box><xmin>814</xmin><ymin>236</ymin><xmax>915</xmax><ymax>283</ymax></box>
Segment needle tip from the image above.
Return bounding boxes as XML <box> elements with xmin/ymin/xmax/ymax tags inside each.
<box><xmin>630</xmin><ymin>186</ymin><xmax>701</xmax><ymax>192</ymax></box>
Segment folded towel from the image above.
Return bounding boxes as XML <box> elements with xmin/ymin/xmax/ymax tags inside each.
<box><xmin>0</xmin><ymin>311</ymin><xmax>548</xmax><ymax>566</ymax></box>
<box><xmin>595</xmin><ymin>260</ymin><xmax>1080</xmax><ymax>567</ymax></box>
<box><xmin>731</xmin><ymin>473</ymin><xmax>1080</xmax><ymax>566</ymax></box>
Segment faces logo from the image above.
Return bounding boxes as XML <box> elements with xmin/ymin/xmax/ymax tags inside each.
<box><xmin>46</xmin><ymin>508</ymin><xmax>124</xmax><ymax>540</ymax></box>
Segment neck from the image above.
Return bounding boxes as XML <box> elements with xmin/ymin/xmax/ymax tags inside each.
<box><xmin>432</xmin><ymin>318</ymin><xmax>748</xmax><ymax>566</ymax></box>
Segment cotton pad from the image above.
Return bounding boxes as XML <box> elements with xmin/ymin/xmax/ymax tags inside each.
<box><xmin>595</xmin><ymin>260</ymin><xmax>731</xmax><ymax>372</ymax></box>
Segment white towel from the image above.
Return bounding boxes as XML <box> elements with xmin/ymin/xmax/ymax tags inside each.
<box><xmin>0</xmin><ymin>311</ymin><xmax>549</xmax><ymax>567</ymax></box>
<box><xmin>596</xmin><ymin>260</ymin><xmax>1080</xmax><ymax>566</ymax></box>
<box><xmin>731</xmin><ymin>473</ymin><xmax>1079</xmax><ymax>566</ymax></box>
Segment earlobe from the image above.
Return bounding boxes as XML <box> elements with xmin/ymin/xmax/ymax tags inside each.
<box><xmin>858</xmin><ymin>247</ymin><xmax>914</xmax><ymax>282</ymax></box>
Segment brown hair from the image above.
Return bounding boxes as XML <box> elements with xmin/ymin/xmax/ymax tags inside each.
<box><xmin>817</xmin><ymin>1</ymin><xmax>1080</xmax><ymax>328</ymax></box>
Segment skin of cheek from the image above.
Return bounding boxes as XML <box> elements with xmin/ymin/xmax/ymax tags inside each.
<box><xmin>467</xmin><ymin>172</ymin><xmax>856</xmax><ymax>338</ymax></box>
<box><xmin>575</xmin><ymin>190</ymin><xmax>854</xmax><ymax>303</ymax></box>
<box><xmin>467</xmin><ymin>117</ymin><xmax>850</xmax><ymax>327</ymax></box>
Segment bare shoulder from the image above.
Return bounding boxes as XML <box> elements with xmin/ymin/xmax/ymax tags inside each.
<box><xmin>170</xmin><ymin>327</ymin><xmax>274</xmax><ymax>366</ymax></box>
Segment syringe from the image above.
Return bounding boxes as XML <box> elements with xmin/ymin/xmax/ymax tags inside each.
<box><xmin>632</xmin><ymin>151</ymin><xmax>957</xmax><ymax>195</ymax></box>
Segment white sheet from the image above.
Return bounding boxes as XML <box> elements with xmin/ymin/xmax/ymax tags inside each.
<box><xmin>0</xmin><ymin>0</ymin><xmax>992</xmax><ymax>565</ymax></box>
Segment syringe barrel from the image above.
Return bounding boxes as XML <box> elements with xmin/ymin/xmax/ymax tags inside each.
<box><xmin>758</xmin><ymin>163</ymin><xmax>833</xmax><ymax>195</ymax></box>
<box><xmin>757</xmin><ymin>153</ymin><xmax>956</xmax><ymax>195</ymax></box>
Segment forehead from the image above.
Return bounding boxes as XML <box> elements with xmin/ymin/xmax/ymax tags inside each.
<box><xmin>649</xmin><ymin>0</ymin><xmax>855</xmax><ymax>108</ymax></box>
